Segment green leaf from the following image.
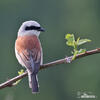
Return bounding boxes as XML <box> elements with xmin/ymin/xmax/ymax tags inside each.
<box><xmin>65</xmin><ymin>34</ymin><xmax>75</xmax><ymax>46</ymax></box>
<box><xmin>77</xmin><ymin>39</ymin><xmax>91</xmax><ymax>46</ymax></box>
<box><xmin>13</xmin><ymin>79</ymin><xmax>21</xmax><ymax>86</ymax></box>
<box><xmin>18</xmin><ymin>69</ymin><xmax>24</xmax><ymax>75</ymax></box>
<box><xmin>76</xmin><ymin>37</ymin><xmax>80</xmax><ymax>45</ymax></box>
<box><xmin>78</xmin><ymin>49</ymin><xmax>86</xmax><ymax>54</ymax></box>
<box><xmin>65</xmin><ymin>33</ymin><xmax>91</xmax><ymax>60</ymax></box>
<box><xmin>66</xmin><ymin>41</ymin><xmax>74</xmax><ymax>46</ymax></box>
<box><xmin>13</xmin><ymin>69</ymin><xmax>24</xmax><ymax>86</ymax></box>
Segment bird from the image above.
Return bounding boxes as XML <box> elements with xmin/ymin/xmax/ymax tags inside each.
<box><xmin>15</xmin><ymin>20</ymin><xmax>45</xmax><ymax>93</ymax></box>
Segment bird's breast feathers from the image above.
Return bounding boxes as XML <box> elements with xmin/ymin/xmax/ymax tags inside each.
<box><xmin>15</xmin><ymin>35</ymin><xmax>43</xmax><ymax>67</ymax></box>
<box><xmin>15</xmin><ymin>35</ymin><xmax>41</xmax><ymax>52</ymax></box>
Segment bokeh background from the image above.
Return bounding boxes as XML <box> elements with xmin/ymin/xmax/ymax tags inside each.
<box><xmin>0</xmin><ymin>0</ymin><xmax>100</xmax><ymax>100</ymax></box>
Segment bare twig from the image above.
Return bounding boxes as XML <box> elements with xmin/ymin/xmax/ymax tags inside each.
<box><xmin>0</xmin><ymin>48</ymin><xmax>100</xmax><ymax>89</ymax></box>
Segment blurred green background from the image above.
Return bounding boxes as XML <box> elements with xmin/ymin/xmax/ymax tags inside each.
<box><xmin>0</xmin><ymin>0</ymin><xmax>100</xmax><ymax>100</ymax></box>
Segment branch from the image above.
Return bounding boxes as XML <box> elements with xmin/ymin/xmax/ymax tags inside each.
<box><xmin>0</xmin><ymin>48</ymin><xmax>100</xmax><ymax>89</ymax></box>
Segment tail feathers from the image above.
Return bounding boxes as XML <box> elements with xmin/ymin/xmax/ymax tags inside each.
<box><xmin>28</xmin><ymin>73</ymin><xmax>39</xmax><ymax>93</ymax></box>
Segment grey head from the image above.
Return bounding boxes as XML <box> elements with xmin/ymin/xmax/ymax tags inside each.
<box><xmin>18</xmin><ymin>20</ymin><xmax>45</xmax><ymax>37</ymax></box>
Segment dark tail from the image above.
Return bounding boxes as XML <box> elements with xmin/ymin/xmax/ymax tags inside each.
<box><xmin>28</xmin><ymin>73</ymin><xmax>39</xmax><ymax>93</ymax></box>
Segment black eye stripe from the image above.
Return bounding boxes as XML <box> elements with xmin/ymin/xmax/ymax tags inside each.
<box><xmin>25</xmin><ymin>26</ymin><xmax>41</xmax><ymax>30</ymax></box>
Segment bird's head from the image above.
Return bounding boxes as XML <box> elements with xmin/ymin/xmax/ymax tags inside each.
<box><xmin>18</xmin><ymin>20</ymin><xmax>45</xmax><ymax>37</ymax></box>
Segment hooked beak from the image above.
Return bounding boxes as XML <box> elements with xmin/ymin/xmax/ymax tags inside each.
<box><xmin>39</xmin><ymin>27</ymin><xmax>45</xmax><ymax>32</ymax></box>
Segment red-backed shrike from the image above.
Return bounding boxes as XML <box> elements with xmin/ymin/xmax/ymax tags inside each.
<box><xmin>15</xmin><ymin>21</ymin><xmax>44</xmax><ymax>93</ymax></box>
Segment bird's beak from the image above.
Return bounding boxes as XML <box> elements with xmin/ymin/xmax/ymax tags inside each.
<box><xmin>39</xmin><ymin>27</ymin><xmax>45</xmax><ymax>32</ymax></box>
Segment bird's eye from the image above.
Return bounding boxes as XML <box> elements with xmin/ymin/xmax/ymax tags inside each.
<box><xmin>25</xmin><ymin>26</ymin><xmax>41</xmax><ymax>31</ymax></box>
